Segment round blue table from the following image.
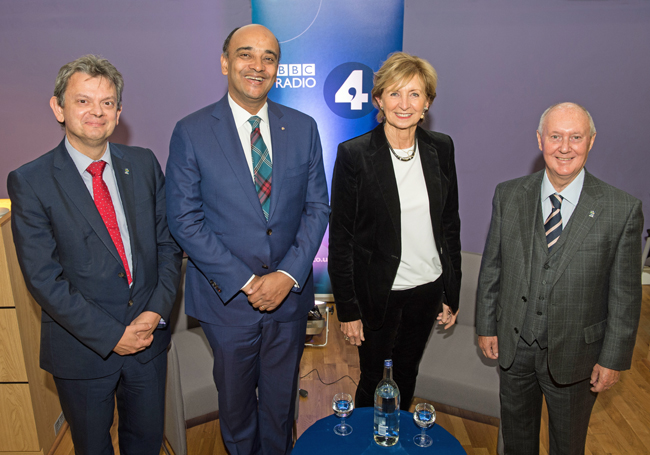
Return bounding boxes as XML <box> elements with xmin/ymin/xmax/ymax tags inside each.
<box><xmin>293</xmin><ymin>407</ymin><xmax>466</xmax><ymax>454</ymax></box>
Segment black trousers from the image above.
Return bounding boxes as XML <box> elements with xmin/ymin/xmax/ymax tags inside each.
<box><xmin>355</xmin><ymin>278</ymin><xmax>443</xmax><ymax>410</ymax></box>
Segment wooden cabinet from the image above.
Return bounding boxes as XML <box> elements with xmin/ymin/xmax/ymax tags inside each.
<box><xmin>0</xmin><ymin>212</ymin><xmax>62</xmax><ymax>455</ymax></box>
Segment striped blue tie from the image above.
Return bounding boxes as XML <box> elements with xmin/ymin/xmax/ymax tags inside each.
<box><xmin>545</xmin><ymin>193</ymin><xmax>563</xmax><ymax>251</ymax></box>
<box><xmin>248</xmin><ymin>116</ymin><xmax>272</xmax><ymax>220</ymax></box>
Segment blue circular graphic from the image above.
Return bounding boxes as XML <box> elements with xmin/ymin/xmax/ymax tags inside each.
<box><xmin>324</xmin><ymin>62</ymin><xmax>375</xmax><ymax>119</ymax></box>
<box><xmin>253</xmin><ymin>0</ymin><xmax>322</xmax><ymax>43</ymax></box>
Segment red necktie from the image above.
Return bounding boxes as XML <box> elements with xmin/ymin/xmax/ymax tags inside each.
<box><xmin>86</xmin><ymin>160</ymin><xmax>132</xmax><ymax>284</ymax></box>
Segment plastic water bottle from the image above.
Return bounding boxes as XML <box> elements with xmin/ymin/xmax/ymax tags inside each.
<box><xmin>373</xmin><ymin>359</ymin><xmax>400</xmax><ymax>446</ymax></box>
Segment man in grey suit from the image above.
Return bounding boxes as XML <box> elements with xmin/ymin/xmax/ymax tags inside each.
<box><xmin>476</xmin><ymin>102</ymin><xmax>643</xmax><ymax>454</ymax></box>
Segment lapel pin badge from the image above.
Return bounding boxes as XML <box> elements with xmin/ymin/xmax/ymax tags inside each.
<box><xmin>124</xmin><ymin>168</ymin><xmax>130</xmax><ymax>175</ymax></box>
<box><xmin>589</xmin><ymin>210</ymin><xmax>595</xmax><ymax>218</ymax></box>
<box><xmin>281</xmin><ymin>127</ymin><xmax>285</xmax><ymax>131</ymax></box>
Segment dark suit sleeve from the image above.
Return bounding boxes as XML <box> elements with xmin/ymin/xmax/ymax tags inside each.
<box><xmin>440</xmin><ymin>136</ymin><xmax>462</xmax><ymax>310</ymax></box>
<box><xmin>276</xmin><ymin>118</ymin><xmax>330</xmax><ymax>289</ymax></box>
<box><xmin>141</xmin><ymin>150</ymin><xmax>183</xmax><ymax>320</ymax></box>
<box><xmin>598</xmin><ymin>199</ymin><xmax>643</xmax><ymax>370</ymax></box>
<box><xmin>7</xmin><ymin>170</ymin><xmax>125</xmax><ymax>358</ymax></box>
<box><xmin>166</xmin><ymin>122</ymin><xmax>256</xmax><ymax>302</ymax></box>
<box><xmin>476</xmin><ymin>184</ymin><xmax>503</xmax><ymax>337</ymax></box>
<box><xmin>328</xmin><ymin>141</ymin><xmax>362</xmax><ymax>322</ymax></box>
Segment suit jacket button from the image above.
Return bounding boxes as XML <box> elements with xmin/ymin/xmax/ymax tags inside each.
<box><xmin>262</xmin><ymin>264</ymin><xmax>269</xmax><ymax>269</ymax></box>
<box><xmin>217</xmin><ymin>287</ymin><xmax>222</xmax><ymax>293</ymax></box>
<box><xmin>543</xmin><ymin>263</ymin><xmax>550</xmax><ymax>270</ymax></box>
<box><xmin>521</xmin><ymin>296</ymin><xmax>527</xmax><ymax>302</ymax></box>
<box><xmin>514</xmin><ymin>327</ymin><xmax>519</xmax><ymax>334</ymax></box>
<box><xmin>128</xmin><ymin>300</ymin><xmax>134</xmax><ymax>306</ymax></box>
<box><xmin>118</xmin><ymin>272</ymin><xmax>125</xmax><ymax>278</ymax></box>
<box><xmin>267</xmin><ymin>229</ymin><xmax>272</xmax><ymax>235</ymax></box>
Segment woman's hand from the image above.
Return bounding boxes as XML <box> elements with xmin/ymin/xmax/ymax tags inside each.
<box><xmin>340</xmin><ymin>320</ymin><xmax>365</xmax><ymax>346</ymax></box>
<box><xmin>437</xmin><ymin>303</ymin><xmax>458</xmax><ymax>329</ymax></box>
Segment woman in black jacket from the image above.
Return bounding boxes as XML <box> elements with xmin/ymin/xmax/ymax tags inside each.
<box><xmin>329</xmin><ymin>52</ymin><xmax>462</xmax><ymax>410</ymax></box>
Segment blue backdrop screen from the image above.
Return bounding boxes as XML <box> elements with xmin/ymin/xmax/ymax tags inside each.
<box><xmin>252</xmin><ymin>0</ymin><xmax>404</xmax><ymax>297</ymax></box>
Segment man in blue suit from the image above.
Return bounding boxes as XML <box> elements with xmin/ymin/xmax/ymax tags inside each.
<box><xmin>166</xmin><ymin>25</ymin><xmax>329</xmax><ymax>454</ymax></box>
<box><xmin>7</xmin><ymin>55</ymin><xmax>182</xmax><ymax>455</ymax></box>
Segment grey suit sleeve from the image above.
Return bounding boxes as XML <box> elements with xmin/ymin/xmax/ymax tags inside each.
<box><xmin>597</xmin><ymin>199</ymin><xmax>643</xmax><ymax>371</ymax></box>
<box><xmin>476</xmin><ymin>184</ymin><xmax>503</xmax><ymax>337</ymax></box>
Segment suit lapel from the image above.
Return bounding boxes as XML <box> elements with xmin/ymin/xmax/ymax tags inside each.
<box><xmin>550</xmin><ymin>172</ymin><xmax>603</xmax><ymax>287</ymax></box>
<box><xmin>111</xmin><ymin>144</ymin><xmax>138</xmax><ymax>279</ymax></box>
<box><xmin>52</xmin><ymin>142</ymin><xmax>123</xmax><ymax>266</ymax></box>
<box><xmin>369</xmin><ymin>125</ymin><xmax>400</xmax><ymax>237</ymax></box>
<box><xmin>210</xmin><ymin>97</ymin><xmax>266</xmax><ymax>223</ymax></box>
<box><xmin>267</xmin><ymin>101</ymin><xmax>286</xmax><ymax>221</ymax></box>
<box><xmin>418</xmin><ymin>129</ymin><xmax>443</xmax><ymax>240</ymax></box>
<box><xmin>518</xmin><ymin>171</ymin><xmax>544</xmax><ymax>288</ymax></box>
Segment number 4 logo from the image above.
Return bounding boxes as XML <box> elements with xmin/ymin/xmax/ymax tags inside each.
<box><xmin>325</xmin><ymin>62</ymin><xmax>375</xmax><ymax>118</ymax></box>
<box><xmin>334</xmin><ymin>70</ymin><xmax>369</xmax><ymax>110</ymax></box>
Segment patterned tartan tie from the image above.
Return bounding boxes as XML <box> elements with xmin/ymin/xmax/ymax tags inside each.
<box><xmin>86</xmin><ymin>160</ymin><xmax>132</xmax><ymax>284</ymax></box>
<box><xmin>248</xmin><ymin>116</ymin><xmax>272</xmax><ymax>220</ymax></box>
<box><xmin>545</xmin><ymin>193</ymin><xmax>563</xmax><ymax>251</ymax></box>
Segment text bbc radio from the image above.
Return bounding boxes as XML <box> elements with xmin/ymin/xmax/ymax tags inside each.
<box><xmin>276</xmin><ymin>63</ymin><xmax>316</xmax><ymax>89</ymax></box>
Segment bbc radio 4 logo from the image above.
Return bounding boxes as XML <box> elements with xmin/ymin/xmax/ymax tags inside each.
<box><xmin>276</xmin><ymin>64</ymin><xmax>316</xmax><ymax>88</ymax></box>
<box><xmin>324</xmin><ymin>62</ymin><xmax>375</xmax><ymax>119</ymax></box>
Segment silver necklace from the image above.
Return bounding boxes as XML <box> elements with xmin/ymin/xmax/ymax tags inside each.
<box><xmin>387</xmin><ymin>131</ymin><xmax>417</xmax><ymax>162</ymax></box>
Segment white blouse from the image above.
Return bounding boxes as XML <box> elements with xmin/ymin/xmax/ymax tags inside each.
<box><xmin>389</xmin><ymin>144</ymin><xmax>442</xmax><ymax>291</ymax></box>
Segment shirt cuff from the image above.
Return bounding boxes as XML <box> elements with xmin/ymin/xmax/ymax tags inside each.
<box><xmin>278</xmin><ymin>270</ymin><xmax>299</xmax><ymax>288</ymax></box>
<box><xmin>241</xmin><ymin>274</ymin><xmax>255</xmax><ymax>291</ymax></box>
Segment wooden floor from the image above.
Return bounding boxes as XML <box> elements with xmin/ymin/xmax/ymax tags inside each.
<box><xmin>51</xmin><ymin>286</ymin><xmax>650</xmax><ymax>454</ymax></box>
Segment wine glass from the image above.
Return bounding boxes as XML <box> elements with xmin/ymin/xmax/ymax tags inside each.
<box><xmin>413</xmin><ymin>402</ymin><xmax>436</xmax><ymax>447</ymax></box>
<box><xmin>332</xmin><ymin>393</ymin><xmax>354</xmax><ymax>436</ymax></box>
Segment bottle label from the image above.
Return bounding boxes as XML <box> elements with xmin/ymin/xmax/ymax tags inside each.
<box><xmin>378</xmin><ymin>423</ymin><xmax>388</xmax><ymax>436</ymax></box>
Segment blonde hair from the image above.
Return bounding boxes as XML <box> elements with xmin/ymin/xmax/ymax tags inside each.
<box><xmin>372</xmin><ymin>52</ymin><xmax>438</xmax><ymax>123</ymax></box>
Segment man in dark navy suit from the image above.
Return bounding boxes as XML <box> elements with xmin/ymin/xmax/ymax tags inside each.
<box><xmin>8</xmin><ymin>55</ymin><xmax>182</xmax><ymax>455</ymax></box>
<box><xmin>166</xmin><ymin>25</ymin><xmax>329</xmax><ymax>454</ymax></box>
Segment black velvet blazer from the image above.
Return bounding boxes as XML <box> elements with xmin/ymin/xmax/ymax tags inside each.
<box><xmin>329</xmin><ymin>124</ymin><xmax>462</xmax><ymax>330</ymax></box>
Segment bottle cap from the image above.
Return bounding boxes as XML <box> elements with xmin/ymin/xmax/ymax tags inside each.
<box><xmin>384</xmin><ymin>359</ymin><xmax>393</xmax><ymax>368</ymax></box>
